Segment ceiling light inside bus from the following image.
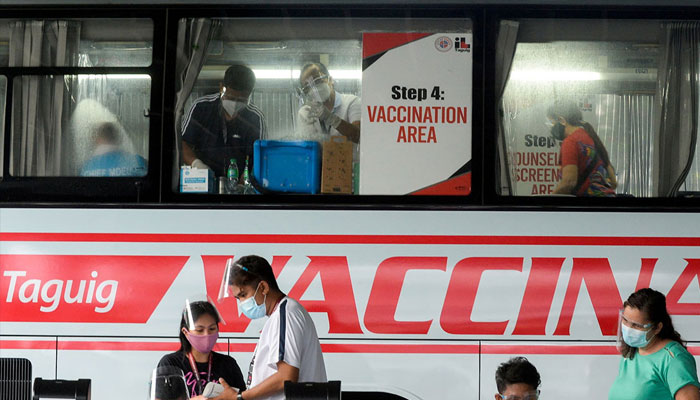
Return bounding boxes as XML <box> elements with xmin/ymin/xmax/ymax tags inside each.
<box><xmin>510</xmin><ymin>69</ymin><xmax>602</xmax><ymax>81</ymax></box>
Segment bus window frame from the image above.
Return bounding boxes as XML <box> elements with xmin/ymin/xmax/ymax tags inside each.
<box><xmin>160</xmin><ymin>5</ymin><xmax>483</xmax><ymax>208</ymax></box>
<box><xmin>482</xmin><ymin>4</ymin><xmax>700</xmax><ymax>209</ymax></box>
<box><xmin>0</xmin><ymin>7</ymin><xmax>165</xmax><ymax>203</ymax></box>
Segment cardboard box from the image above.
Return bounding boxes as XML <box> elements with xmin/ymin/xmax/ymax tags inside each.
<box><xmin>254</xmin><ymin>140</ymin><xmax>322</xmax><ymax>194</ymax></box>
<box><xmin>180</xmin><ymin>166</ymin><xmax>214</xmax><ymax>193</ymax></box>
<box><xmin>321</xmin><ymin>136</ymin><xmax>353</xmax><ymax>194</ymax></box>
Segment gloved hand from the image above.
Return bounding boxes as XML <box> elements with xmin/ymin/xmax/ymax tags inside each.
<box><xmin>191</xmin><ymin>158</ymin><xmax>210</xmax><ymax>170</ymax></box>
<box><xmin>297</xmin><ymin>105</ymin><xmax>320</xmax><ymax>125</ymax></box>
<box><xmin>319</xmin><ymin>106</ymin><xmax>342</xmax><ymax>129</ymax></box>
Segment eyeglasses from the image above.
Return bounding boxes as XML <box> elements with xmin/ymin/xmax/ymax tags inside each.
<box><xmin>299</xmin><ymin>75</ymin><xmax>329</xmax><ymax>95</ymax></box>
<box><xmin>497</xmin><ymin>390</ymin><xmax>540</xmax><ymax>400</ymax></box>
<box><xmin>619</xmin><ymin>310</ymin><xmax>654</xmax><ymax>331</ymax></box>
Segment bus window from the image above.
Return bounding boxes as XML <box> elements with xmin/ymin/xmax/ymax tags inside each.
<box><xmin>9</xmin><ymin>74</ymin><xmax>151</xmax><ymax>177</ymax></box>
<box><xmin>0</xmin><ymin>18</ymin><xmax>152</xmax><ymax>67</ymax></box>
<box><xmin>496</xmin><ymin>19</ymin><xmax>700</xmax><ymax>198</ymax></box>
<box><xmin>174</xmin><ymin>17</ymin><xmax>473</xmax><ymax>196</ymax></box>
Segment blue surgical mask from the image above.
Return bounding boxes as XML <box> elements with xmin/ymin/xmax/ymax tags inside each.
<box><xmin>238</xmin><ymin>283</ymin><xmax>267</xmax><ymax>320</ymax></box>
<box><xmin>621</xmin><ymin>323</ymin><xmax>655</xmax><ymax>348</ymax></box>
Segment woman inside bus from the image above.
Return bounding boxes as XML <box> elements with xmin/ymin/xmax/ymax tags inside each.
<box><xmin>608</xmin><ymin>288</ymin><xmax>700</xmax><ymax>400</ymax></box>
<box><xmin>547</xmin><ymin>100</ymin><xmax>617</xmax><ymax>196</ymax></box>
<box><xmin>158</xmin><ymin>300</ymin><xmax>245</xmax><ymax>399</ymax></box>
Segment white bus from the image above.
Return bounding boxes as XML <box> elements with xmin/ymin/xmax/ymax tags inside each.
<box><xmin>1</xmin><ymin>1</ymin><xmax>700</xmax><ymax>399</ymax></box>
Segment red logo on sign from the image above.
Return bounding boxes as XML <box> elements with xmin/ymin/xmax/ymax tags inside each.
<box><xmin>1</xmin><ymin>255</ymin><xmax>187</xmax><ymax>323</ymax></box>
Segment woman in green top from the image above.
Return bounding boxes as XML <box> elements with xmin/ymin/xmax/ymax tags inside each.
<box><xmin>609</xmin><ymin>288</ymin><xmax>700</xmax><ymax>400</ymax></box>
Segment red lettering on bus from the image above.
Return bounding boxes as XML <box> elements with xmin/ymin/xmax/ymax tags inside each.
<box><xmin>364</xmin><ymin>257</ymin><xmax>447</xmax><ymax>334</ymax></box>
<box><xmin>554</xmin><ymin>258</ymin><xmax>622</xmax><ymax>336</ymax></box>
<box><xmin>666</xmin><ymin>259</ymin><xmax>700</xmax><ymax>315</ymax></box>
<box><xmin>440</xmin><ymin>257</ymin><xmax>524</xmax><ymax>335</ymax></box>
<box><xmin>512</xmin><ymin>258</ymin><xmax>565</xmax><ymax>335</ymax></box>
<box><xmin>287</xmin><ymin>256</ymin><xmax>363</xmax><ymax>334</ymax></box>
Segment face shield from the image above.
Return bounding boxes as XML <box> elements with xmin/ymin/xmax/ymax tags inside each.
<box><xmin>618</xmin><ymin>308</ymin><xmax>655</xmax><ymax>348</ymax></box>
<box><xmin>218</xmin><ymin>258</ymin><xmax>258</xmax><ymax>302</ymax></box>
<box><xmin>296</xmin><ymin>75</ymin><xmax>331</xmax><ymax>104</ymax></box>
<box><xmin>183</xmin><ymin>294</ymin><xmax>225</xmax><ymax>331</ymax></box>
<box><xmin>148</xmin><ymin>366</ymin><xmax>189</xmax><ymax>400</ymax></box>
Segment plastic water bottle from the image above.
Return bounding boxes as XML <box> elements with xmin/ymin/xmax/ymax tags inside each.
<box><xmin>242</xmin><ymin>156</ymin><xmax>251</xmax><ymax>186</ymax></box>
<box><xmin>227</xmin><ymin>158</ymin><xmax>239</xmax><ymax>194</ymax></box>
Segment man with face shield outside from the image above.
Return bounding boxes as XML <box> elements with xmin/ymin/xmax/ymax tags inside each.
<box><xmin>215</xmin><ymin>255</ymin><xmax>327</xmax><ymax>400</ymax></box>
<box><xmin>181</xmin><ymin>64</ymin><xmax>266</xmax><ymax>180</ymax></box>
<box><xmin>296</xmin><ymin>62</ymin><xmax>360</xmax><ymax>144</ymax></box>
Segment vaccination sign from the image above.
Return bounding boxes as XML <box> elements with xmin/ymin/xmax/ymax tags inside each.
<box><xmin>360</xmin><ymin>33</ymin><xmax>472</xmax><ymax>195</ymax></box>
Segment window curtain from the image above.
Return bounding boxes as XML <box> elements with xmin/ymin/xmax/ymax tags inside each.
<box><xmin>495</xmin><ymin>20</ymin><xmax>519</xmax><ymax>195</ymax></box>
<box><xmin>172</xmin><ymin>18</ymin><xmax>220</xmax><ymax>190</ymax></box>
<box><xmin>9</xmin><ymin>20</ymin><xmax>80</xmax><ymax>176</ymax></box>
<box><xmin>654</xmin><ymin>22</ymin><xmax>700</xmax><ymax>197</ymax></box>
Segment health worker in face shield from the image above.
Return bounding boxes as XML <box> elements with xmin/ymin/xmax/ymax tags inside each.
<box><xmin>609</xmin><ymin>288</ymin><xmax>700</xmax><ymax>400</ymax></box>
<box><xmin>296</xmin><ymin>62</ymin><xmax>360</xmax><ymax>144</ymax></box>
<box><xmin>157</xmin><ymin>298</ymin><xmax>245</xmax><ymax>399</ymax></box>
<box><xmin>181</xmin><ymin>64</ymin><xmax>266</xmax><ymax>179</ymax></box>
<box><xmin>547</xmin><ymin>100</ymin><xmax>616</xmax><ymax>196</ymax></box>
<box><xmin>214</xmin><ymin>255</ymin><xmax>327</xmax><ymax>400</ymax></box>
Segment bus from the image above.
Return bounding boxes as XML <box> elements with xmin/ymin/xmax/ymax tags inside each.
<box><xmin>1</xmin><ymin>0</ymin><xmax>700</xmax><ymax>399</ymax></box>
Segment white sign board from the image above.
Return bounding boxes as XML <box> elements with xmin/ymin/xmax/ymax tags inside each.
<box><xmin>360</xmin><ymin>33</ymin><xmax>472</xmax><ymax>195</ymax></box>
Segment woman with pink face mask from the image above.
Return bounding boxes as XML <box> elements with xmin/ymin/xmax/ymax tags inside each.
<box><xmin>158</xmin><ymin>300</ymin><xmax>245</xmax><ymax>399</ymax></box>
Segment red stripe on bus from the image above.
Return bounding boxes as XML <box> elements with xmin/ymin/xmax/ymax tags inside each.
<box><xmin>320</xmin><ymin>344</ymin><xmax>480</xmax><ymax>354</ymax></box>
<box><xmin>0</xmin><ymin>340</ymin><xmax>56</xmax><ymax>350</ymax></box>
<box><xmin>1</xmin><ymin>340</ymin><xmax>699</xmax><ymax>355</ymax></box>
<box><xmin>2</xmin><ymin>232</ymin><xmax>700</xmax><ymax>246</ymax></box>
<box><xmin>480</xmin><ymin>344</ymin><xmax>620</xmax><ymax>355</ymax></box>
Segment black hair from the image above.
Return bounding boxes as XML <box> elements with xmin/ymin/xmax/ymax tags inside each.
<box><xmin>547</xmin><ymin>100</ymin><xmax>612</xmax><ymax>168</ymax></box>
<box><xmin>223</xmin><ymin>64</ymin><xmax>256</xmax><ymax>93</ymax></box>
<box><xmin>495</xmin><ymin>357</ymin><xmax>541</xmax><ymax>394</ymax></box>
<box><xmin>620</xmin><ymin>287</ymin><xmax>686</xmax><ymax>359</ymax></box>
<box><xmin>178</xmin><ymin>301</ymin><xmax>220</xmax><ymax>353</ymax></box>
<box><xmin>228</xmin><ymin>255</ymin><xmax>281</xmax><ymax>293</ymax></box>
<box><xmin>95</xmin><ymin>122</ymin><xmax>121</xmax><ymax>145</ymax></box>
<box><xmin>299</xmin><ymin>62</ymin><xmax>330</xmax><ymax>85</ymax></box>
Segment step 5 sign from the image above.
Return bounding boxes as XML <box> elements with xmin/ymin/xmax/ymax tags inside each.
<box><xmin>360</xmin><ymin>33</ymin><xmax>472</xmax><ymax>195</ymax></box>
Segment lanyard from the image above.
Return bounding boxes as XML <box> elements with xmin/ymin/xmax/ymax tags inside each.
<box><xmin>247</xmin><ymin>297</ymin><xmax>286</xmax><ymax>388</ymax></box>
<box><xmin>187</xmin><ymin>351</ymin><xmax>212</xmax><ymax>395</ymax></box>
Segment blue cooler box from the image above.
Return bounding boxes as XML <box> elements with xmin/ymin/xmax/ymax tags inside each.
<box><xmin>254</xmin><ymin>140</ymin><xmax>321</xmax><ymax>194</ymax></box>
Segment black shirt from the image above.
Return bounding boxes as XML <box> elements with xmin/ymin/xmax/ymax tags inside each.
<box><xmin>157</xmin><ymin>351</ymin><xmax>246</xmax><ymax>396</ymax></box>
<box><xmin>182</xmin><ymin>93</ymin><xmax>265</xmax><ymax>178</ymax></box>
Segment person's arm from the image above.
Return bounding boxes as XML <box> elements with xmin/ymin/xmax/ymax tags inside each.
<box><xmin>240</xmin><ymin>361</ymin><xmax>299</xmax><ymax>399</ymax></box>
<box><xmin>675</xmin><ymin>384</ymin><xmax>700</xmax><ymax>400</ymax></box>
<box><xmin>335</xmin><ymin>120</ymin><xmax>360</xmax><ymax>144</ymax></box>
<box><xmin>182</xmin><ymin>140</ymin><xmax>197</xmax><ymax>166</ymax></box>
<box><xmin>553</xmin><ymin>164</ymin><xmax>578</xmax><ymax>194</ymax></box>
<box><xmin>215</xmin><ymin>362</ymin><xmax>298</xmax><ymax>400</ymax></box>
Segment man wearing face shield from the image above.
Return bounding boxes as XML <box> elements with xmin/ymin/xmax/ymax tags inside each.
<box><xmin>296</xmin><ymin>62</ymin><xmax>360</xmax><ymax>144</ymax></box>
<box><xmin>216</xmin><ymin>255</ymin><xmax>327</xmax><ymax>400</ymax></box>
<box><xmin>181</xmin><ymin>64</ymin><xmax>266</xmax><ymax>179</ymax></box>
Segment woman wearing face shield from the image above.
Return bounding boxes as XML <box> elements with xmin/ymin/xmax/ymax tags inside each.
<box><xmin>608</xmin><ymin>288</ymin><xmax>700</xmax><ymax>400</ymax></box>
<box><xmin>216</xmin><ymin>255</ymin><xmax>327</xmax><ymax>400</ymax></box>
<box><xmin>157</xmin><ymin>300</ymin><xmax>245</xmax><ymax>399</ymax></box>
<box><xmin>547</xmin><ymin>100</ymin><xmax>616</xmax><ymax>196</ymax></box>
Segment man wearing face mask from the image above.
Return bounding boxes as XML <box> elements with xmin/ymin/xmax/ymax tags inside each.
<box><xmin>181</xmin><ymin>64</ymin><xmax>265</xmax><ymax>179</ymax></box>
<box><xmin>216</xmin><ymin>255</ymin><xmax>327</xmax><ymax>400</ymax></box>
<box><xmin>296</xmin><ymin>62</ymin><xmax>360</xmax><ymax>144</ymax></box>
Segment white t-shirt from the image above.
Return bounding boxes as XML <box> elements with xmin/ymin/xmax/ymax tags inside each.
<box><xmin>248</xmin><ymin>297</ymin><xmax>327</xmax><ymax>400</ymax></box>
